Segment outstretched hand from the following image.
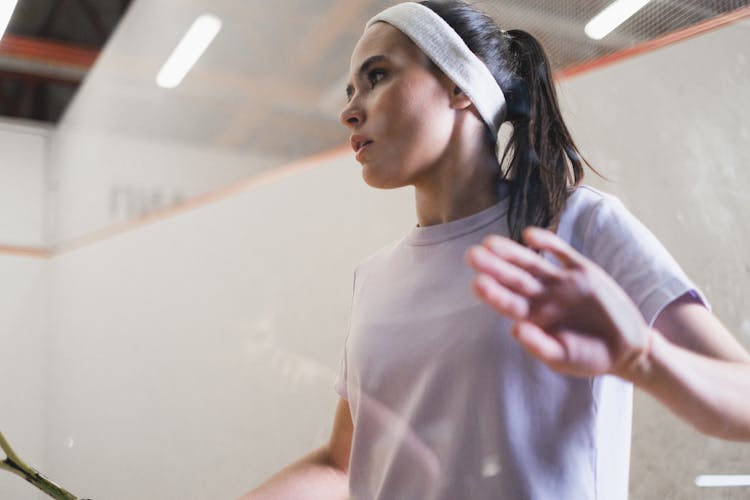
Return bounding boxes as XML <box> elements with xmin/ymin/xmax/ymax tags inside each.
<box><xmin>466</xmin><ymin>227</ymin><xmax>652</xmax><ymax>380</ymax></box>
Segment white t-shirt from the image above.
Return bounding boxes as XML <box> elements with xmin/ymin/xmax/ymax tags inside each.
<box><xmin>335</xmin><ymin>185</ymin><xmax>705</xmax><ymax>500</ymax></box>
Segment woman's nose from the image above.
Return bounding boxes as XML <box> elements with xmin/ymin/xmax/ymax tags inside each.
<box><xmin>339</xmin><ymin>102</ymin><xmax>365</xmax><ymax>129</ymax></box>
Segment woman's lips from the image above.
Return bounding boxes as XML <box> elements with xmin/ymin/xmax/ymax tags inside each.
<box><xmin>351</xmin><ymin>135</ymin><xmax>374</xmax><ymax>159</ymax></box>
<box><xmin>355</xmin><ymin>141</ymin><xmax>373</xmax><ymax>161</ymax></box>
<box><xmin>349</xmin><ymin>135</ymin><xmax>372</xmax><ymax>153</ymax></box>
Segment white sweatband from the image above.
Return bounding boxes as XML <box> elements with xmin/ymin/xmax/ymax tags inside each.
<box><xmin>366</xmin><ymin>2</ymin><xmax>507</xmax><ymax>136</ymax></box>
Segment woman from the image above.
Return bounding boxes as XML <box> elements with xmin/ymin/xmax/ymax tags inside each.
<box><xmin>244</xmin><ymin>1</ymin><xmax>750</xmax><ymax>499</ymax></box>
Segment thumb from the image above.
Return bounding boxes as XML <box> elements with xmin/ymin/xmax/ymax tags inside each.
<box><xmin>512</xmin><ymin>320</ymin><xmax>566</xmax><ymax>365</ymax></box>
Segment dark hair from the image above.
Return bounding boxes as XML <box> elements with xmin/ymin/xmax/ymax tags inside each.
<box><xmin>420</xmin><ymin>0</ymin><xmax>591</xmax><ymax>241</ymax></box>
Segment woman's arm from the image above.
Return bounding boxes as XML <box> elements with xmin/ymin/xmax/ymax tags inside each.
<box><xmin>240</xmin><ymin>398</ymin><xmax>352</xmax><ymax>499</ymax></box>
<box><xmin>465</xmin><ymin>227</ymin><xmax>750</xmax><ymax>441</ymax></box>
<box><xmin>641</xmin><ymin>299</ymin><xmax>750</xmax><ymax>440</ymax></box>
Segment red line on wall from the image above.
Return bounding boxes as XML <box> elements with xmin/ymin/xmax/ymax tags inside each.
<box><xmin>0</xmin><ymin>245</ymin><xmax>52</xmax><ymax>258</ymax></box>
<box><xmin>53</xmin><ymin>144</ymin><xmax>350</xmax><ymax>256</ymax></box>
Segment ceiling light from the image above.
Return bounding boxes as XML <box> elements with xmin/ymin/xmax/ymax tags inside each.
<box><xmin>695</xmin><ymin>475</ymin><xmax>750</xmax><ymax>487</ymax></box>
<box><xmin>156</xmin><ymin>14</ymin><xmax>222</xmax><ymax>89</ymax></box>
<box><xmin>585</xmin><ymin>0</ymin><xmax>652</xmax><ymax>40</ymax></box>
<box><xmin>0</xmin><ymin>0</ymin><xmax>19</xmax><ymax>39</ymax></box>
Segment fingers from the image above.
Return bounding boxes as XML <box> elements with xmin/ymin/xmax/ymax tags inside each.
<box><xmin>466</xmin><ymin>245</ymin><xmax>544</xmax><ymax>297</ymax></box>
<box><xmin>521</xmin><ymin>227</ymin><xmax>585</xmax><ymax>269</ymax></box>
<box><xmin>466</xmin><ymin>232</ymin><xmax>565</xmax><ymax>317</ymax></box>
<box><xmin>472</xmin><ymin>273</ymin><xmax>529</xmax><ymax>320</ymax></box>
<box><xmin>470</xmin><ymin>233</ymin><xmax>563</xmax><ymax>281</ymax></box>
<box><xmin>486</xmin><ymin>234</ymin><xmax>563</xmax><ymax>279</ymax></box>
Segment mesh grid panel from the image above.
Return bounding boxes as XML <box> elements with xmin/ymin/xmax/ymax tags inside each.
<box><xmin>473</xmin><ymin>0</ymin><xmax>750</xmax><ymax>71</ymax></box>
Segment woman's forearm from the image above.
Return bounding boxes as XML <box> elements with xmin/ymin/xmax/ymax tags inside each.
<box><xmin>630</xmin><ymin>331</ymin><xmax>750</xmax><ymax>441</ymax></box>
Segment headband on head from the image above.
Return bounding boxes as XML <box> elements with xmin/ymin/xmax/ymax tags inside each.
<box><xmin>366</xmin><ymin>2</ymin><xmax>507</xmax><ymax>136</ymax></box>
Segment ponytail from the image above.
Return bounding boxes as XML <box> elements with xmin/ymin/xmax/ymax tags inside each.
<box><xmin>420</xmin><ymin>1</ymin><xmax>594</xmax><ymax>242</ymax></box>
<box><xmin>500</xmin><ymin>30</ymin><xmax>588</xmax><ymax>241</ymax></box>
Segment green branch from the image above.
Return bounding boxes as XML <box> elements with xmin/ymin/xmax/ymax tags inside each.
<box><xmin>1</xmin><ymin>431</ymin><xmax>82</xmax><ymax>500</ymax></box>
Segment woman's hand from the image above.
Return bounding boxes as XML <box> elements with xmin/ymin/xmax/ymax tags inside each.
<box><xmin>466</xmin><ymin>227</ymin><xmax>651</xmax><ymax>380</ymax></box>
<box><xmin>466</xmin><ymin>227</ymin><xmax>750</xmax><ymax>440</ymax></box>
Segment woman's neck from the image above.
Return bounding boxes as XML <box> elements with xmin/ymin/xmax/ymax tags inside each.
<box><xmin>414</xmin><ymin>139</ymin><xmax>504</xmax><ymax>227</ymax></box>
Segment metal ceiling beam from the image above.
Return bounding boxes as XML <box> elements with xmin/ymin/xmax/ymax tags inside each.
<box><xmin>39</xmin><ymin>0</ymin><xmax>67</xmax><ymax>38</ymax></box>
<box><xmin>0</xmin><ymin>34</ymin><xmax>98</xmax><ymax>83</ymax></box>
<box><xmin>79</xmin><ymin>0</ymin><xmax>112</xmax><ymax>45</ymax></box>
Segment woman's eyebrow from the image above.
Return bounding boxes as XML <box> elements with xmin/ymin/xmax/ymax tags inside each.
<box><xmin>358</xmin><ymin>54</ymin><xmax>387</xmax><ymax>76</ymax></box>
<box><xmin>346</xmin><ymin>54</ymin><xmax>388</xmax><ymax>98</ymax></box>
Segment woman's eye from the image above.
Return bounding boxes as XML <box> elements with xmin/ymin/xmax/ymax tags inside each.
<box><xmin>367</xmin><ymin>69</ymin><xmax>386</xmax><ymax>88</ymax></box>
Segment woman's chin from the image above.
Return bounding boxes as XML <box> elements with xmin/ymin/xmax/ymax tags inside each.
<box><xmin>361</xmin><ymin>169</ymin><xmax>403</xmax><ymax>190</ymax></box>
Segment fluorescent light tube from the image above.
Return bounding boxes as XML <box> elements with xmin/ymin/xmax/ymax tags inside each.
<box><xmin>156</xmin><ymin>14</ymin><xmax>222</xmax><ymax>89</ymax></box>
<box><xmin>0</xmin><ymin>0</ymin><xmax>19</xmax><ymax>39</ymax></box>
<box><xmin>695</xmin><ymin>475</ymin><xmax>750</xmax><ymax>487</ymax></box>
<box><xmin>585</xmin><ymin>0</ymin><xmax>652</xmax><ymax>40</ymax></box>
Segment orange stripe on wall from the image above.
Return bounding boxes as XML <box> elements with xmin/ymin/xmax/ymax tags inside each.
<box><xmin>0</xmin><ymin>245</ymin><xmax>52</xmax><ymax>259</ymax></box>
<box><xmin>556</xmin><ymin>5</ymin><xmax>750</xmax><ymax>80</ymax></box>
<box><xmin>53</xmin><ymin>144</ymin><xmax>350</xmax><ymax>256</ymax></box>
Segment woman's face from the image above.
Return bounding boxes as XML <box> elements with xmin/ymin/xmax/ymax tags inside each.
<box><xmin>340</xmin><ymin>23</ymin><xmax>457</xmax><ymax>189</ymax></box>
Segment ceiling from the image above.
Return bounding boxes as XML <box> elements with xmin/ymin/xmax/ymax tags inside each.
<box><xmin>0</xmin><ymin>0</ymin><xmax>748</xmax><ymax>160</ymax></box>
<box><xmin>0</xmin><ymin>0</ymin><xmax>131</xmax><ymax>122</ymax></box>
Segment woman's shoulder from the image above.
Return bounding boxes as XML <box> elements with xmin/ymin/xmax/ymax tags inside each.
<box><xmin>566</xmin><ymin>184</ymin><xmax>624</xmax><ymax>211</ymax></box>
<box><xmin>563</xmin><ymin>184</ymin><xmax>633</xmax><ymax>228</ymax></box>
<box><xmin>354</xmin><ymin>235</ymin><xmax>408</xmax><ymax>274</ymax></box>
<box><xmin>559</xmin><ymin>184</ymin><xmax>641</xmax><ymax>253</ymax></box>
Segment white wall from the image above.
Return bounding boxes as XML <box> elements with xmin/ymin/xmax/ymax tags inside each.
<box><xmin>558</xmin><ymin>18</ymin><xmax>750</xmax><ymax>500</ymax></box>
<box><xmin>0</xmin><ymin>119</ymin><xmax>51</xmax><ymax>499</ymax></box>
<box><xmin>0</xmin><ymin>120</ymin><xmax>50</xmax><ymax>248</ymax></box>
<box><xmin>0</xmin><ymin>255</ymin><xmax>48</xmax><ymax>500</ymax></box>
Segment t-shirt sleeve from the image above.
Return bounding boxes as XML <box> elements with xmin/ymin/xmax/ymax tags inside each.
<box><xmin>566</xmin><ymin>188</ymin><xmax>709</xmax><ymax>326</ymax></box>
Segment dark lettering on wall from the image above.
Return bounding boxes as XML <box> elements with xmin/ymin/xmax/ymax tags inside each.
<box><xmin>109</xmin><ymin>186</ymin><xmax>185</xmax><ymax>220</ymax></box>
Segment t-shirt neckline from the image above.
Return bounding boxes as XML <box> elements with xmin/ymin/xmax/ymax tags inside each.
<box><xmin>407</xmin><ymin>195</ymin><xmax>510</xmax><ymax>246</ymax></box>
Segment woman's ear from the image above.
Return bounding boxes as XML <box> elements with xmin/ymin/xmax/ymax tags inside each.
<box><xmin>449</xmin><ymin>85</ymin><xmax>473</xmax><ymax>110</ymax></box>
